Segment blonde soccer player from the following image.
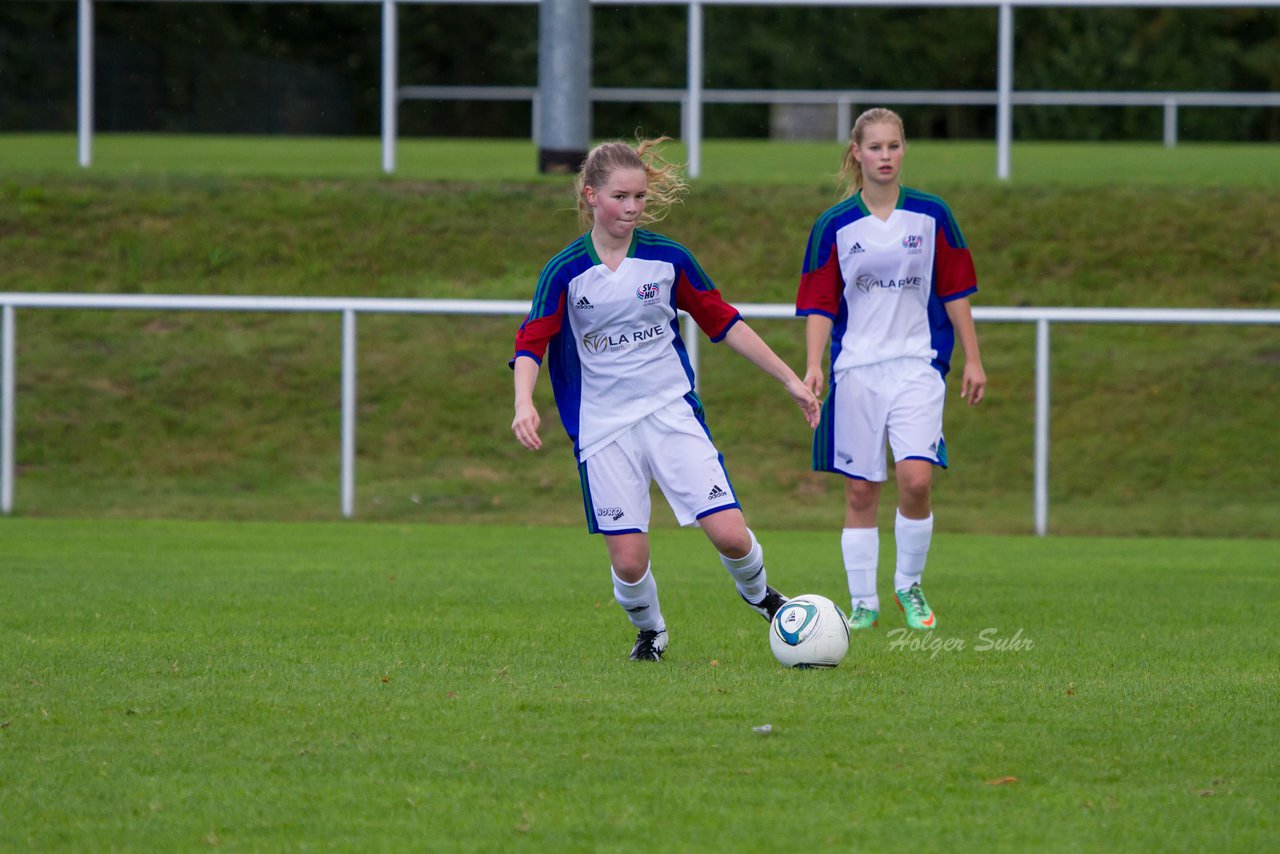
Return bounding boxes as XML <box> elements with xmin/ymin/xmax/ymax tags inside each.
<box><xmin>796</xmin><ymin>108</ymin><xmax>987</xmax><ymax>632</ymax></box>
<box><xmin>511</xmin><ymin>138</ymin><xmax>820</xmax><ymax>661</ymax></box>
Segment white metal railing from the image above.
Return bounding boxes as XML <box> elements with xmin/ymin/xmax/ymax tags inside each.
<box><xmin>2</xmin><ymin>293</ymin><xmax>1277</xmax><ymax>534</ymax></box>
<box><xmin>68</xmin><ymin>0</ymin><xmax>1280</xmax><ymax>179</ymax></box>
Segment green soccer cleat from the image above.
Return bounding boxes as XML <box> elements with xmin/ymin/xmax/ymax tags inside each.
<box><xmin>895</xmin><ymin>583</ymin><xmax>936</xmax><ymax>630</ymax></box>
<box><xmin>847</xmin><ymin>603</ymin><xmax>879</xmax><ymax>630</ymax></box>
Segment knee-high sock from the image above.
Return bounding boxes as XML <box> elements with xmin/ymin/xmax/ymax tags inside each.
<box><xmin>893</xmin><ymin>510</ymin><xmax>934</xmax><ymax>592</ymax></box>
<box><xmin>841</xmin><ymin>527</ymin><xmax>879</xmax><ymax>612</ymax></box>
<box><xmin>720</xmin><ymin>528</ymin><xmax>767</xmax><ymax>603</ymax></box>
<box><xmin>612</xmin><ymin>564</ymin><xmax>664</xmax><ymax>632</ymax></box>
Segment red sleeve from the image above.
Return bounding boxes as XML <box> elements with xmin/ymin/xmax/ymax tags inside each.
<box><xmin>511</xmin><ymin>290</ymin><xmax>566</xmax><ymax>366</ymax></box>
<box><xmin>934</xmin><ymin>225</ymin><xmax>977</xmax><ymax>301</ymax></box>
<box><xmin>796</xmin><ymin>248</ymin><xmax>843</xmax><ymax>318</ymax></box>
<box><xmin>675</xmin><ymin>270</ymin><xmax>740</xmax><ymax>343</ymax></box>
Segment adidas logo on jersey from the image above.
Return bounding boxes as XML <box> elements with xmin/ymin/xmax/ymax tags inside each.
<box><xmin>850</xmin><ymin>242</ymin><xmax>866</xmax><ymax>254</ymax></box>
<box><xmin>707</xmin><ymin>484</ymin><xmax>728</xmax><ymax>501</ymax></box>
<box><xmin>575</xmin><ymin>295</ymin><xmax>594</xmax><ymax>310</ymax></box>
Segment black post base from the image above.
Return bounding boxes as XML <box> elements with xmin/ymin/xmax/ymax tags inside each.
<box><xmin>538</xmin><ymin>148</ymin><xmax>587</xmax><ymax>175</ymax></box>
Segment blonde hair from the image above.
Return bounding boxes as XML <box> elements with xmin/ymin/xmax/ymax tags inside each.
<box><xmin>838</xmin><ymin>107</ymin><xmax>906</xmax><ymax>198</ymax></box>
<box><xmin>575</xmin><ymin>137</ymin><xmax>689</xmax><ymax>230</ymax></box>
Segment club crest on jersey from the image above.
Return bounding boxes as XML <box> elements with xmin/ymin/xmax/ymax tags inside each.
<box><xmin>636</xmin><ymin>282</ymin><xmax>661</xmax><ymax>304</ymax></box>
<box><xmin>902</xmin><ymin>234</ymin><xmax>924</xmax><ymax>254</ymax></box>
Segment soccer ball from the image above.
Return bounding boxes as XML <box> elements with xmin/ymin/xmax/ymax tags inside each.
<box><xmin>769</xmin><ymin>594</ymin><xmax>850</xmax><ymax>669</ymax></box>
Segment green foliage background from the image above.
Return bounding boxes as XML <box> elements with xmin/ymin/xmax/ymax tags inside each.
<box><xmin>2</xmin><ymin>2</ymin><xmax>1278</xmax><ymax>139</ymax></box>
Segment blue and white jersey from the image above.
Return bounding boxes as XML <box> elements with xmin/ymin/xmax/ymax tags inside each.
<box><xmin>513</xmin><ymin>230</ymin><xmax>741</xmax><ymax>461</ymax></box>
<box><xmin>796</xmin><ymin>187</ymin><xmax>978</xmax><ymax>378</ymax></box>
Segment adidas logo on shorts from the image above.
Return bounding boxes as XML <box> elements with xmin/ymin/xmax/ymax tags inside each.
<box><xmin>707</xmin><ymin>484</ymin><xmax>728</xmax><ymax>501</ymax></box>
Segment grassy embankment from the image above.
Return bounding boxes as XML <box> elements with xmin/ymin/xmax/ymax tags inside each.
<box><xmin>1</xmin><ymin>135</ymin><xmax>1277</xmax><ymax>535</ymax></box>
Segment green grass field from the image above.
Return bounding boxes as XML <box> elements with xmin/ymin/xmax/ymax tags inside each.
<box><xmin>1</xmin><ymin>519</ymin><xmax>1277</xmax><ymax>850</ymax></box>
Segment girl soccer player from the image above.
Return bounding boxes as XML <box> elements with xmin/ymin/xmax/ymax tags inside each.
<box><xmin>511</xmin><ymin>138</ymin><xmax>821</xmax><ymax>661</ymax></box>
<box><xmin>796</xmin><ymin>108</ymin><xmax>987</xmax><ymax>632</ymax></box>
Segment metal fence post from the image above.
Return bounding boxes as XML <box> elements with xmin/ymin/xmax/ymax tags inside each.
<box><xmin>2</xmin><ymin>305</ymin><xmax>14</xmax><ymax>514</ymax></box>
<box><xmin>1034</xmin><ymin>317</ymin><xmax>1050</xmax><ymax>536</ymax></box>
<box><xmin>382</xmin><ymin>0</ymin><xmax>398</xmax><ymax>174</ymax></box>
<box><xmin>686</xmin><ymin>1</ymin><xmax>704</xmax><ymax>179</ymax></box>
<box><xmin>536</xmin><ymin>0</ymin><xmax>591</xmax><ymax>173</ymax></box>
<box><xmin>836</xmin><ymin>98</ymin><xmax>852</xmax><ymax>142</ymax></box>
<box><xmin>341</xmin><ymin>310</ymin><xmax>357</xmax><ymax>518</ymax></box>
<box><xmin>996</xmin><ymin>2</ymin><xmax>1014</xmax><ymax>181</ymax></box>
<box><xmin>78</xmin><ymin>0</ymin><xmax>94</xmax><ymax>168</ymax></box>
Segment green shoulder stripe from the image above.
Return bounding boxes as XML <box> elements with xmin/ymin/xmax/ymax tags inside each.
<box><xmin>530</xmin><ymin>236</ymin><xmax>589</xmax><ymax>315</ymax></box>
<box><xmin>805</xmin><ymin>194</ymin><xmax>862</xmax><ymax>272</ymax></box>
<box><xmin>636</xmin><ymin>230</ymin><xmax>716</xmax><ymax>289</ymax></box>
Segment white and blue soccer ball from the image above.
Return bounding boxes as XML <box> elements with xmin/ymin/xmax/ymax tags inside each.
<box><xmin>769</xmin><ymin>594</ymin><xmax>850</xmax><ymax>669</ymax></box>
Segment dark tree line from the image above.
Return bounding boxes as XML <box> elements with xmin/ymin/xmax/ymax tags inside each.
<box><xmin>2</xmin><ymin>1</ymin><xmax>1276</xmax><ymax>140</ymax></box>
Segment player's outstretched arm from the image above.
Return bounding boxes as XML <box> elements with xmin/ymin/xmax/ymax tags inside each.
<box><xmin>722</xmin><ymin>322</ymin><xmax>821</xmax><ymax>428</ymax></box>
<box><xmin>512</xmin><ymin>355</ymin><xmax>543</xmax><ymax>450</ymax></box>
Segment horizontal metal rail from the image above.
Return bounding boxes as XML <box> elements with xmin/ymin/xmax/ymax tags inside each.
<box><xmin>2</xmin><ymin>293</ymin><xmax>1277</xmax><ymax>532</ymax></box>
<box><xmin>399</xmin><ymin>84</ymin><xmax>1280</xmax><ymax>147</ymax></box>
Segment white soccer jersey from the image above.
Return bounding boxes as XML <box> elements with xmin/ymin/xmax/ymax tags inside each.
<box><xmin>796</xmin><ymin>187</ymin><xmax>977</xmax><ymax>378</ymax></box>
<box><xmin>513</xmin><ymin>230</ymin><xmax>740</xmax><ymax>461</ymax></box>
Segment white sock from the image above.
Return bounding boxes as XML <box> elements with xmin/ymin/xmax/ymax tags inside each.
<box><xmin>612</xmin><ymin>564</ymin><xmax>665</xmax><ymax>632</ymax></box>
<box><xmin>893</xmin><ymin>510</ymin><xmax>934</xmax><ymax>592</ymax></box>
<box><xmin>841</xmin><ymin>527</ymin><xmax>879</xmax><ymax>613</ymax></box>
<box><xmin>720</xmin><ymin>528</ymin><xmax>767</xmax><ymax>603</ymax></box>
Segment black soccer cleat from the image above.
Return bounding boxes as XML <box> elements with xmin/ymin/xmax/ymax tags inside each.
<box><xmin>629</xmin><ymin>628</ymin><xmax>669</xmax><ymax>661</ymax></box>
<box><xmin>742</xmin><ymin>585</ymin><xmax>789</xmax><ymax>622</ymax></box>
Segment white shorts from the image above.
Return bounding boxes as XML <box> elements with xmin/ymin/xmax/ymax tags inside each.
<box><xmin>578</xmin><ymin>395</ymin><xmax>739</xmax><ymax>534</ymax></box>
<box><xmin>812</xmin><ymin>357</ymin><xmax>947</xmax><ymax>482</ymax></box>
